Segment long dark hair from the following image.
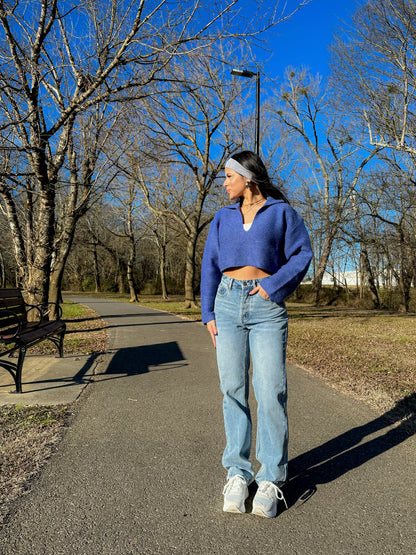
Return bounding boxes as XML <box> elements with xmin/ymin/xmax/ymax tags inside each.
<box><xmin>231</xmin><ymin>150</ymin><xmax>289</xmax><ymax>203</ymax></box>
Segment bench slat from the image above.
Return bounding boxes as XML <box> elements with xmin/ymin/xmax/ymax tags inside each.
<box><xmin>0</xmin><ymin>289</ymin><xmax>22</xmax><ymax>299</ymax></box>
<box><xmin>0</xmin><ymin>314</ymin><xmax>20</xmax><ymax>327</ymax></box>
<box><xmin>18</xmin><ymin>321</ymin><xmax>65</xmax><ymax>343</ymax></box>
<box><xmin>0</xmin><ymin>298</ymin><xmax>25</xmax><ymax>309</ymax></box>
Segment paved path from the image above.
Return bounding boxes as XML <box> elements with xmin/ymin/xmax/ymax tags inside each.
<box><xmin>0</xmin><ymin>298</ymin><xmax>414</xmax><ymax>554</ymax></box>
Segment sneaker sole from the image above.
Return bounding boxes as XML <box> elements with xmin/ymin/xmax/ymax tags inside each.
<box><xmin>252</xmin><ymin>506</ymin><xmax>275</xmax><ymax>518</ymax></box>
<box><xmin>223</xmin><ymin>503</ymin><xmax>246</xmax><ymax>513</ymax></box>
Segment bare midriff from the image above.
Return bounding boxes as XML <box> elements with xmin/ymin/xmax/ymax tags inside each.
<box><xmin>224</xmin><ymin>266</ymin><xmax>271</xmax><ymax>280</ymax></box>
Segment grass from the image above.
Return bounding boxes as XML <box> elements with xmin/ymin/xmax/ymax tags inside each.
<box><xmin>0</xmin><ymin>404</ymin><xmax>71</xmax><ymax>524</ymax></box>
<box><xmin>30</xmin><ymin>299</ymin><xmax>108</xmax><ymax>356</ymax></box>
<box><xmin>285</xmin><ymin>304</ymin><xmax>416</xmax><ymax>417</ymax></box>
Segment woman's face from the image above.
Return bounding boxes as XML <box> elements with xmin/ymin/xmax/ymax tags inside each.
<box><xmin>223</xmin><ymin>167</ymin><xmax>246</xmax><ymax>200</ymax></box>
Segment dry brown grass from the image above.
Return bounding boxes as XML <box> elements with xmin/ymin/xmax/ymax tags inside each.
<box><xmin>0</xmin><ymin>405</ymin><xmax>71</xmax><ymax>525</ymax></box>
<box><xmin>286</xmin><ymin>304</ymin><xmax>416</xmax><ymax>424</ymax></box>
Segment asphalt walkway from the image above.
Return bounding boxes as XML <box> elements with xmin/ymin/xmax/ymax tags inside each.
<box><xmin>0</xmin><ymin>297</ymin><xmax>414</xmax><ymax>554</ymax></box>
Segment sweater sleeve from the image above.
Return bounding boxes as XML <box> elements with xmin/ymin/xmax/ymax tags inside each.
<box><xmin>200</xmin><ymin>213</ymin><xmax>222</xmax><ymax>323</ymax></box>
<box><xmin>260</xmin><ymin>207</ymin><xmax>313</xmax><ymax>303</ymax></box>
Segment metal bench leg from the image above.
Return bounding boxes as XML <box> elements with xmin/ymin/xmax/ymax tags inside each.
<box><xmin>58</xmin><ymin>331</ymin><xmax>65</xmax><ymax>358</ymax></box>
<box><xmin>14</xmin><ymin>346</ymin><xmax>26</xmax><ymax>393</ymax></box>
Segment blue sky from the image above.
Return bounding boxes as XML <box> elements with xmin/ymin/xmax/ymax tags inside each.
<box><xmin>260</xmin><ymin>0</ymin><xmax>358</xmax><ymax>80</ymax></box>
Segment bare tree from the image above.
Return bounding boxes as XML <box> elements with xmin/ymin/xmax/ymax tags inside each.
<box><xmin>145</xmin><ymin>214</ymin><xmax>173</xmax><ymax>300</ymax></box>
<box><xmin>106</xmin><ymin>178</ymin><xmax>145</xmax><ymax>302</ymax></box>
<box><xmin>326</xmin><ymin>0</ymin><xmax>416</xmax><ymax>308</ymax></box>
<box><xmin>331</xmin><ymin>0</ymin><xmax>416</xmax><ymax>156</ymax></box>
<box><xmin>271</xmin><ymin>68</ymin><xmax>382</xmax><ymax>302</ymax></box>
<box><xmin>115</xmin><ymin>47</ymin><xmax>248</xmax><ymax>307</ymax></box>
<box><xmin>0</xmin><ymin>0</ymin><xmax>307</xmax><ymax>305</ymax></box>
<box><xmin>83</xmin><ymin>203</ymin><xmax>132</xmax><ymax>295</ymax></box>
<box><xmin>0</xmin><ymin>249</ymin><xmax>5</xmax><ymax>287</ymax></box>
<box><xmin>358</xmin><ymin>159</ymin><xmax>416</xmax><ymax>311</ymax></box>
<box><xmin>350</xmin><ymin>191</ymin><xmax>381</xmax><ymax>307</ymax></box>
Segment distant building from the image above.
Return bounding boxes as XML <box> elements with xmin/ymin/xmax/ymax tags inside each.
<box><xmin>322</xmin><ymin>271</ymin><xmax>359</xmax><ymax>286</ymax></box>
<box><xmin>321</xmin><ymin>270</ymin><xmax>398</xmax><ymax>287</ymax></box>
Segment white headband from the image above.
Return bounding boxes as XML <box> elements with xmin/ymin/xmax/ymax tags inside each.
<box><xmin>225</xmin><ymin>158</ymin><xmax>254</xmax><ymax>181</ymax></box>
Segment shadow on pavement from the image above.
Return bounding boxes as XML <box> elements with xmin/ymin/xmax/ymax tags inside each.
<box><xmin>0</xmin><ymin>353</ymin><xmax>100</xmax><ymax>395</ymax></box>
<box><xmin>98</xmin><ymin>341</ymin><xmax>187</xmax><ymax>377</ymax></box>
<box><xmin>0</xmin><ymin>359</ymin><xmax>18</xmax><ymax>384</ymax></box>
<box><xmin>286</xmin><ymin>394</ymin><xmax>416</xmax><ymax>507</ymax></box>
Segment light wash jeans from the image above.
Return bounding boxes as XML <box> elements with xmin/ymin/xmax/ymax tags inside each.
<box><xmin>214</xmin><ymin>274</ymin><xmax>288</xmax><ymax>485</ymax></box>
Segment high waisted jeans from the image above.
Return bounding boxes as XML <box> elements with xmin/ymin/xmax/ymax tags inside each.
<box><xmin>214</xmin><ymin>274</ymin><xmax>288</xmax><ymax>485</ymax></box>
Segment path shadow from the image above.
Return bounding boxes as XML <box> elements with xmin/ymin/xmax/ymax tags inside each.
<box><xmin>99</xmin><ymin>341</ymin><xmax>187</xmax><ymax>377</ymax></box>
<box><xmin>0</xmin><ymin>353</ymin><xmax>99</xmax><ymax>394</ymax></box>
<box><xmin>285</xmin><ymin>394</ymin><xmax>415</xmax><ymax>508</ymax></box>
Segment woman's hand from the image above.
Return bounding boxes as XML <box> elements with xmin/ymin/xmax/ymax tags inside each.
<box><xmin>206</xmin><ymin>319</ymin><xmax>218</xmax><ymax>348</ymax></box>
<box><xmin>249</xmin><ymin>285</ymin><xmax>269</xmax><ymax>299</ymax></box>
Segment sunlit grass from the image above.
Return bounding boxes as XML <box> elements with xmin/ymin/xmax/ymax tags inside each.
<box><xmin>141</xmin><ymin>299</ymin><xmax>201</xmax><ymax>320</ymax></box>
<box><xmin>62</xmin><ymin>299</ymin><xmax>86</xmax><ymax>318</ymax></box>
<box><xmin>4</xmin><ymin>404</ymin><xmax>69</xmax><ymax>429</ymax></box>
<box><xmin>30</xmin><ymin>298</ymin><xmax>107</xmax><ymax>355</ymax></box>
<box><xmin>285</xmin><ymin>303</ymin><xmax>416</xmax><ymax>410</ymax></box>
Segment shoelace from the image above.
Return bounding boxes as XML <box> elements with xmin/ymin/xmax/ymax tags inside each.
<box><xmin>258</xmin><ymin>482</ymin><xmax>288</xmax><ymax>509</ymax></box>
<box><xmin>223</xmin><ymin>475</ymin><xmax>247</xmax><ymax>495</ymax></box>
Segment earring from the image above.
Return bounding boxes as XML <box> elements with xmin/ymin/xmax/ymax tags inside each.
<box><xmin>246</xmin><ymin>181</ymin><xmax>250</xmax><ymax>188</ymax></box>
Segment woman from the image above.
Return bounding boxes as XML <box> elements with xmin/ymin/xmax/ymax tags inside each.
<box><xmin>201</xmin><ymin>150</ymin><xmax>312</xmax><ymax>518</ymax></box>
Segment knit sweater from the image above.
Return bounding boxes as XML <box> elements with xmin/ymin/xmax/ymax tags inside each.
<box><xmin>200</xmin><ymin>197</ymin><xmax>313</xmax><ymax>323</ymax></box>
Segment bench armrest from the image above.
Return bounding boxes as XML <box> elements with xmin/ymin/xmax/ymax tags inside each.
<box><xmin>25</xmin><ymin>304</ymin><xmax>44</xmax><ymax>321</ymax></box>
<box><xmin>30</xmin><ymin>302</ymin><xmax>63</xmax><ymax>321</ymax></box>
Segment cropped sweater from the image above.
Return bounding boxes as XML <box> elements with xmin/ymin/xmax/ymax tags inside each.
<box><xmin>200</xmin><ymin>197</ymin><xmax>313</xmax><ymax>323</ymax></box>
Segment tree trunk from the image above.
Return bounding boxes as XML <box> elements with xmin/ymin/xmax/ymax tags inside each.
<box><xmin>159</xmin><ymin>243</ymin><xmax>168</xmax><ymax>300</ymax></box>
<box><xmin>48</xmin><ymin>270</ymin><xmax>64</xmax><ymax>319</ymax></box>
<box><xmin>398</xmin><ymin>241</ymin><xmax>414</xmax><ymax>313</ymax></box>
<box><xmin>127</xmin><ymin>236</ymin><xmax>139</xmax><ymax>302</ymax></box>
<box><xmin>312</xmin><ymin>233</ymin><xmax>334</xmax><ymax>304</ymax></box>
<box><xmin>0</xmin><ymin>250</ymin><xmax>5</xmax><ymax>288</ymax></box>
<box><xmin>0</xmin><ymin>186</ymin><xmax>28</xmax><ymax>288</ymax></box>
<box><xmin>359</xmin><ymin>256</ymin><xmax>364</xmax><ymax>299</ymax></box>
<box><xmin>48</xmin><ymin>199</ymin><xmax>80</xmax><ymax>317</ymax></box>
<box><xmin>25</xmin><ymin>191</ymin><xmax>55</xmax><ymax>309</ymax></box>
<box><xmin>118</xmin><ymin>270</ymin><xmax>125</xmax><ymax>295</ymax></box>
<box><xmin>93</xmin><ymin>242</ymin><xmax>101</xmax><ymax>293</ymax></box>
<box><xmin>360</xmin><ymin>248</ymin><xmax>380</xmax><ymax>308</ymax></box>
<box><xmin>183</xmin><ymin>232</ymin><xmax>198</xmax><ymax>309</ymax></box>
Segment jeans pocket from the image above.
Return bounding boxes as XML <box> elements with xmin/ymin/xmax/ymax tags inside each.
<box><xmin>216</xmin><ymin>282</ymin><xmax>229</xmax><ymax>297</ymax></box>
<box><xmin>256</xmin><ymin>291</ymin><xmax>272</xmax><ymax>303</ymax></box>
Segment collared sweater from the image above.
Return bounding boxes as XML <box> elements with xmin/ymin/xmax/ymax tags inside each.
<box><xmin>200</xmin><ymin>197</ymin><xmax>313</xmax><ymax>323</ymax></box>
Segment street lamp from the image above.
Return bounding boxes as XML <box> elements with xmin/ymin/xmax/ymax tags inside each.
<box><xmin>231</xmin><ymin>68</ymin><xmax>260</xmax><ymax>155</ymax></box>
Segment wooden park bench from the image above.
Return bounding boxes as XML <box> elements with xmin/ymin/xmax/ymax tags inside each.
<box><xmin>0</xmin><ymin>288</ymin><xmax>66</xmax><ymax>393</ymax></box>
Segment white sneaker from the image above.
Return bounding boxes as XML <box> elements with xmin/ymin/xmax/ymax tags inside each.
<box><xmin>222</xmin><ymin>475</ymin><xmax>249</xmax><ymax>513</ymax></box>
<box><xmin>252</xmin><ymin>481</ymin><xmax>287</xmax><ymax>518</ymax></box>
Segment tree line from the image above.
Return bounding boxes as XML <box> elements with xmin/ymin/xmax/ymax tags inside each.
<box><xmin>1</xmin><ymin>0</ymin><xmax>416</xmax><ymax>313</ymax></box>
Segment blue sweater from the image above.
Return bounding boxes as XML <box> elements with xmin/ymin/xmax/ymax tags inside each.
<box><xmin>200</xmin><ymin>197</ymin><xmax>313</xmax><ymax>323</ymax></box>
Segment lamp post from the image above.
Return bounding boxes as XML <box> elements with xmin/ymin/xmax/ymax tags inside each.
<box><xmin>231</xmin><ymin>68</ymin><xmax>260</xmax><ymax>155</ymax></box>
